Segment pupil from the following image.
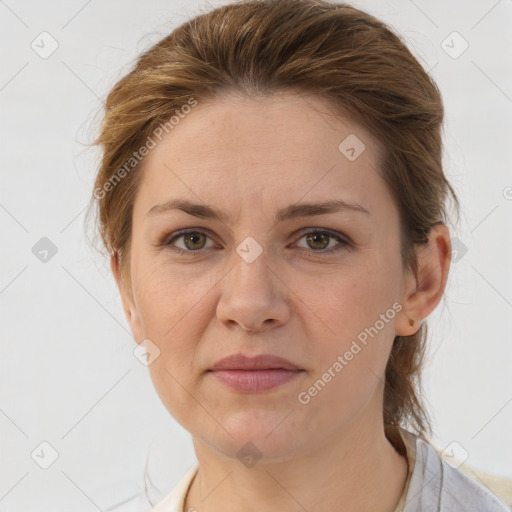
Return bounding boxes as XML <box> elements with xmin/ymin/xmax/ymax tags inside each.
<box><xmin>307</xmin><ymin>233</ymin><xmax>328</xmax><ymax>250</ymax></box>
<box><xmin>186</xmin><ymin>233</ymin><xmax>204</xmax><ymax>250</ymax></box>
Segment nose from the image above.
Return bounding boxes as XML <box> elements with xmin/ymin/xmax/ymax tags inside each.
<box><xmin>216</xmin><ymin>246</ymin><xmax>291</xmax><ymax>333</ymax></box>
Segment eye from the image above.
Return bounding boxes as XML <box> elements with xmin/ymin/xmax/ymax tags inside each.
<box><xmin>163</xmin><ymin>230</ymin><xmax>217</xmax><ymax>253</ymax></box>
<box><xmin>293</xmin><ymin>229</ymin><xmax>351</xmax><ymax>254</ymax></box>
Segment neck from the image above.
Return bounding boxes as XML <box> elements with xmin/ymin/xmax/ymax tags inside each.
<box><xmin>184</xmin><ymin>412</ymin><xmax>408</xmax><ymax>512</ymax></box>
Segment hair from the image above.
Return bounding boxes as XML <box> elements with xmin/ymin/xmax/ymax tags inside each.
<box><xmin>85</xmin><ymin>0</ymin><xmax>460</xmax><ymax>443</ymax></box>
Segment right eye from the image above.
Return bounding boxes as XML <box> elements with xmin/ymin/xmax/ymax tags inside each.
<box><xmin>162</xmin><ymin>229</ymin><xmax>217</xmax><ymax>254</ymax></box>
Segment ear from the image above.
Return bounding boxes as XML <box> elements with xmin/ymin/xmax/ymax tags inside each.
<box><xmin>395</xmin><ymin>222</ymin><xmax>452</xmax><ymax>336</ymax></box>
<box><xmin>110</xmin><ymin>251</ymin><xmax>144</xmax><ymax>344</ymax></box>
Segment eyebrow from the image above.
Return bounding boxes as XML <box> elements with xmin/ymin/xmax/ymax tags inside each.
<box><xmin>147</xmin><ymin>198</ymin><xmax>370</xmax><ymax>226</ymax></box>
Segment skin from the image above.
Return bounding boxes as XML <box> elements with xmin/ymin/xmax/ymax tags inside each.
<box><xmin>111</xmin><ymin>90</ymin><xmax>452</xmax><ymax>512</ymax></box>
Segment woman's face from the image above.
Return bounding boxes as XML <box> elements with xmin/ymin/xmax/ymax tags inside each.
<box><xmin>117</xmin><ymin>91</ymin><xmax>418</xmax><ymax>460</ymax></box>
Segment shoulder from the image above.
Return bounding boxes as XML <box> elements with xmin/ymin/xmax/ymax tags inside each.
<box><xmin>403</xmin><ymin>431</ymin><xmax>509</xmax><ymax>512</ymax></box>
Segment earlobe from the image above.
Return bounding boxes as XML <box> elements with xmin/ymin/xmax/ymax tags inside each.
<box><xmin>396</xmin><ymin>223</ymin><xmax>452</xmax><ymax>336</ymax></box>
<box><xmin>395</xmin><ymin>305</ymin><xmax>420</xmax><ymax>336</ymax></box>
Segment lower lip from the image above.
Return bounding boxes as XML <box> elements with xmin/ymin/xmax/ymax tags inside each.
<box><xmin>209</xmin><ymin>369</ymin><xmax>304</xmax><ymax>392</ymax></box>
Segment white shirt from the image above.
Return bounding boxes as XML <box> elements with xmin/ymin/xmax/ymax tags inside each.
<box><xmin>152</xmin><ymin>428</ymin><xmax>509</xmax><ymax>512</ymax></box>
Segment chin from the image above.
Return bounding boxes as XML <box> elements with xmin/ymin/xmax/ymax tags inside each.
<box><xmin>194</xmin><ymin>409</ymin><xmax>308</xmax><ymax>463</ymax></box>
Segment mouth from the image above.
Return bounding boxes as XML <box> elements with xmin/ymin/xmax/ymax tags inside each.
<box><xmin>208</xmin><ymin>353</ymin><xmax>305</xmax><ymax>392</ymax></box>
<box><xmin>209</xmin><ymin>368</ymin><xmax>304</xmax><ymax>392</ymax></box>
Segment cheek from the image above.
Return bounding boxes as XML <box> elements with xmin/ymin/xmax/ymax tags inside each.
<box><xmin>293</xmin><ymin>252</ymin><xmax>400</xmax><ymax>406</ymax></box>
<box><xmin>133</xmin><ymin>259</ymin><xmax>221</xmax><ymax>423</ymax></box>
<box><xmin>132</xmin><ymin>257</ymin><xmax>214</xmax><ymax>339</ymax></box>
<box><xmin>296</xmin><ymin>300</ymin><xmax>397</xmax><ymax>432</ymax></box>
<box><xmin>294</xmin><ymin>250</ymin><xmax>401</xmax><ymax>343</ymax></box>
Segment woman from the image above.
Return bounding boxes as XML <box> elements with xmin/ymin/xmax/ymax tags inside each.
<box><xmin>87</xmin><ymin>0</ymin><xmax>509</xmax><ymax>510</ymax></box>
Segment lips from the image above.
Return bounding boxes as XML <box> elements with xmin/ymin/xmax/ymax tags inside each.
<box><xmin>209</xmin><ymin>353</ymin><xmax>302</xmax><ymax>372</ymax></box>
<box><xmin>208</xmin><ymin>354</ymin><xmax>305</xmax><ymax>392</ymax></box>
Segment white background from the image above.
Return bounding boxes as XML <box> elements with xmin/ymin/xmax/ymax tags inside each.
<box><xmin>1</xmin><ymin>0</ymin><xmax>511</xmax><ymax>510</ymax></box>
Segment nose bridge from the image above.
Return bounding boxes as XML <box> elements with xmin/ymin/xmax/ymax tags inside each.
<box><xmin>230</xmin><ymin>234</ymin><xmax>275</xmax><ymax>297</ymax></box>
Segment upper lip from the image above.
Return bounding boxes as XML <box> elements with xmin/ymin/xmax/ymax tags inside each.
<box><xmin>210</xmin><ymin>353</ymin><xmax>302</xmax><ymax>371</ymax></box>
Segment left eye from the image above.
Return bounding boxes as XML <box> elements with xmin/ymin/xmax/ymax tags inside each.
<box><xmin>294</xmin><ymin>230</ymin><xmax>348</xmax><ymax>252</ymax></box>
<box><xmin>163</xmin><ymin>229</ymin><xmax>349</xmax><ymax>254</ymax></box>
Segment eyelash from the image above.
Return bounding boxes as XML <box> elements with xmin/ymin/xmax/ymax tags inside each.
<box><xmin>160</xmin><ymin>228</ymin><xmax>352</xmax><ymax>256</ymax></box>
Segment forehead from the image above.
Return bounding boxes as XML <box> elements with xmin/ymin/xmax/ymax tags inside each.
<box><xmin>134</xmin><ymin>91</ymin><xmax>393</xmax><ymax>221</ymax></box>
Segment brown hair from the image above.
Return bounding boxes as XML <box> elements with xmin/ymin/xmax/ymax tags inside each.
<box><xmin>86</xmin><ymin>0</ymin><xmax>459</xmax><ymax>440</ymax></box>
